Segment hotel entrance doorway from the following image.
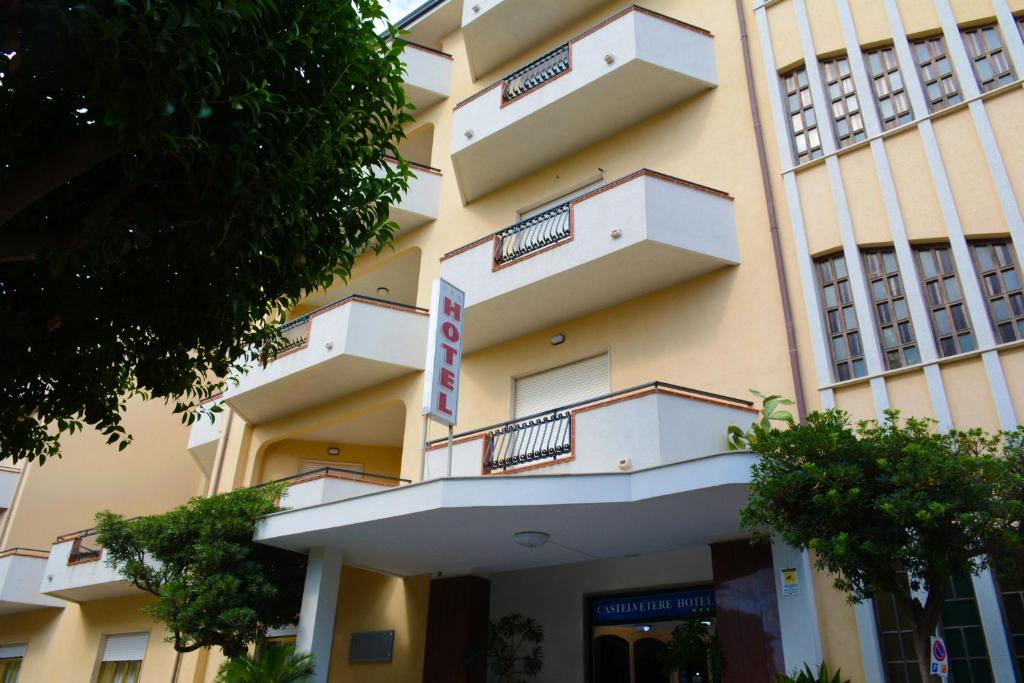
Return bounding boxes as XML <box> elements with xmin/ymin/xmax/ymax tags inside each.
<box><xmin>587</xmin><ymin>587</ymin><xmax>717</xmax><ymax>683</ymax></box>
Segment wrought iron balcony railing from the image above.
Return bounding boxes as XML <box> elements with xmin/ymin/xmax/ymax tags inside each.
<box><xmin>502</xmin><ymin>43</ymin><xmax>570</xmax><ymax>102</ymax></box>
<box><xmin>484</xmin><ymin>409</ymin><xmax>572</xmax><ymax>472</ymax></box>
<box><xmin>494</xmin><ymin>201</ymin><xmax>571</xmax><ymax>265</ymax></box>
<box><xmin>261</xmin><ymin>466</ymin><xmax>411</xmax><ymax>489</ymax></box>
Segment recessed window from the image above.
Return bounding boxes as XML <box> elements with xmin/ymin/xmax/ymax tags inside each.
<box><xmin>970</xmin><ymin>240</ymin><xmax>1024</xmax><ymax>344</ymax></box>
<box><xmin>863</xmin><ymin>249</ymin><xmax>919</xmax><ymax>370</ymax></box>
<box><xmin>781</xmin><ymin>66</ymin><xmax>823</xmax><ymax>163</ymax></box>
<box><xmin>97</xmin><ymin>633</ymin><xmax>148</xmax><ymax>683</ymax></box>
<box><xmin>821</xmin><ymin>55</ymin><xmax>866</xmax><ymax>148</ymax></box>
<box><xmin>915</xmin><ymin>244</ymin><xmax>976</xmax><ymax>357</ymax></box>
<box><xmin>994</xmin><ymin>564</ymin><xmax>1024</xmax><ymax>672</ymax></box>
<box><xmin>864</xmin><ymin>47</ymin><xmax>913</xmax><ymax>129</ymax></box>
<box><xmin>815</xmin><ymin>253</ymin><xmax>867</xmax><ymax>381</ymax></box>
<box><xmin>1017</xmin><ymin>14</ymin><xmax>1024</xmax><ymax>41</ymax></box>
<box><xmin>0</xmin><ymin>643</ymin><xmax>25</xmax><ymax>683</ymax></box>
<box><xmin>961</xmin><ymin>24</ymin><xmax>1016</xmax><ymax>92</ymax></box>
<box><xmin>912</xmin><ymin>35</ymin><xmax>962</xmax><ymax>111</ymax></box>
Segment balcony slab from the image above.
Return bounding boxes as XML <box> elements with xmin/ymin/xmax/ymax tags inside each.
<box><xmin>0</xmin><ymin>549</ymin><xmax>65</xmax><ymax>614</ymax></box>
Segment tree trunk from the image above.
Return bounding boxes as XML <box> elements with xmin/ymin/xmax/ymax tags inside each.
<box><xmin>912</xmin><ymin>621</ymin><xmax>941</xmax><ymax>683</ymax></box>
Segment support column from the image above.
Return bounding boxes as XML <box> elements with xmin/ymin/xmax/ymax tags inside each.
<box><xmin>770</xmin><ymin>542</ymin><xmax>823</xmax><ymax>673</ymax></box>
<box><xmin>296</xmin><ymin>547</ymin><xmax>343</xmax><ymax>683</ymax></box>
<box><xmin>711</xmin><ymin>540</ymin><xmax>786</xmax><ymax>683</ymax></box>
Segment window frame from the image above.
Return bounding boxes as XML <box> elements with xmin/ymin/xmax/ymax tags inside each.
<box><xmin>863</xmin><ymin>248</ymin><xmax>920</xmax><ymax>370</ymax></box>
<box><xmin>815</xmin><ymin>252</ymin><xmax>868</xmax><ymax>382</ymax></box>
<box><xmin>820</xmin><ymin>54</ymin><xmax>866</xmax><ymax>148</ymax></box>
<box><xmin>912</xmin><ymin>35</ymin><xmax>963</xmax><ymax>112</ymax></box>
<box><xmin>864</xmin><ymin>46</ymin><xmax>914</xmax><ymax>130</ymax></box>
<box><xmin>970</xmin><ymin>240</ymin><xmax>1024</xmax><ymax>345</ymax></box>
<box><xmin>914</xmin><ymin>244</ymin><xmax>977</xmax><ymax>357</ymax></box>
<box><xmin>961</xmin><ymin>24</ymin><xmax>1016</xmax><ymax>92</ymax></box>
<box><xmin>781</xmin><ymin>65</ymin><xmax>823</xmax><ymax>164</ymax></box>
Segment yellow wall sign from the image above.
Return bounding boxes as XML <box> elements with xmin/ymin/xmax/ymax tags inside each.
<box><xmin>781</xmin><ymin>568</ymin><xmax>800</xmax><ymax>596</ymax></box>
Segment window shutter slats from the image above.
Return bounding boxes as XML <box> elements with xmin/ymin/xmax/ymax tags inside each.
<box><xmin>514</xmin><ymin>354</ymin><xmax>610</xmax><ymax>418</ymax></box>
<box><xmin>102</xmin><ymin>633</ymin><xmax>149</xmax><ymax>662</ymax></box>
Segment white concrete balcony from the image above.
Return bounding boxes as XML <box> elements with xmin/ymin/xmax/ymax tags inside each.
<box><xmin>451</xmin><ymin>6</ymin><xmax>717</xmax><ymax>202</ymax></box>
<box><xmin>40</xmin><ymin>531</ymin><xmax>139</xmax><ymax>602</ymax></box>
<box><xmin>187</xmin><ymin>397</ymin><xmax>223</xmax><ymax>477</ymax></box>
<box><xmin>461</xmin><ymin>0</ymin><xmax>609</xmax><ymax>79</ymax></box>
<box><xmin>0</xmin><ymin>465</ymin><xmax>19</xmax><ymax>510</ymax></box>
<box><xmin>388</xmin><ymin>158</ymin><xmax>442</xmax><ymax>233</ymax></box>
<box><xmin>424</xmin><ymin>382</ymin><xmax>755</xmax><ymax>479</ymax></box>
<box><xmin>440</xmin><ymin>169</ymin><xmax>739</xmax><ymax>351</ymax></box>
<box><xmin>401</xmin><ymin>42</ymin><xmax>453</xmax><ymax>111</ymax></box>
<box><xmin>275</xmin><ymin>467</ymin><xmax>409</xmax><ymax>510</ymax></box>
<box><xmin>0</xmin><ymin>549</ymin><xmax>65</xmax><ymax>614</ymax></box>
<box><xmin>223</xmin><ymin>296</ymin><xmax>428</xmax><ymax>424</ymax></box>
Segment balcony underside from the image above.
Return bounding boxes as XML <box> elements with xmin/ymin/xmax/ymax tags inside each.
<box><xmin>256</xmin><ymin>452</ymin><xmax>756</xmax><ymax>577</ymax></box>
<box><xmin>0</xmin><ymin>552</ymin><xmax>65</xmax><ymax>614</ymax></box>
<box><xmin>40</xmin><ymin>542</ymin><xmax>139</xmax><ymax>603</ymax></box>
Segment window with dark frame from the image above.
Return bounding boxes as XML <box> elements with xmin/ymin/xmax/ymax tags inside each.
<box><xmin>915</xmin><ymin>244</ymin><xmax>977</xmax><ymax>357</ymax></box>
<box><xmin>993</xmin><ymin>565</ymin><xmax>1024</xmax><ymax>674</ymax></box>
<box><xmin>865</xmin><ymin>46</ymin><xmax>913</xmax><ymax>129</ymax></box>
<box><xmin>781</xmin><ymin>66</ymin><xmax>823</xmax><ymax>164</ymax></box>
<box><xmin>913</xmin><ymin>35</ymin><xmax>963</xmax><ymax>111</ymax></box>
<box><xmin>961</xmin><ymin>24</ymin><xmax>1016</xmax><ymax>92</ymax></box>
<box><xmin>821</xmin><ymin>55</ymin><xmax>866</xmax><ymax>148</ymax></box>
<box><xmin>816</xmin><ymin>253</ymin><xmax>867</xmax><ymax>381</ymax></box>
<box><xmin>874</xmin><ymin>591</ymin><xmax>919</xmax><ymax>683</ymax></box>
<box><xmin>971</xmin><ymin>240</ymin><xmax>1024</xmax><ymax>344</ymax></box>
<box><xmin>1018</xmin><ymin>14</ymin><xmax>1024</xmax><ymax>41</ymax></box>
<box><xmin>863</xmin><ymin>248</ymin><xmax>920</xmax><ymax>370</ymax></box>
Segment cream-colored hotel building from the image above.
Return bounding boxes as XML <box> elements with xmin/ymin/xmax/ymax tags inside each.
<box><xmin>3</xmin><ymin>0</ymin><xmax>1024</xmax><ymax>681</ymax></box>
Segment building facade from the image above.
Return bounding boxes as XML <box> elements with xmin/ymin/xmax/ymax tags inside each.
<box><xmin>2</xmin><ymin>0</ymin><xmax>1024</xmax><ymax>681</ymax></box>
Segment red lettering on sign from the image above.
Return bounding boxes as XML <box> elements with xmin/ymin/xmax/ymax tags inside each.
<box><xmin>443</xmin><ymin>297</ymin><xmax>462</xmax><ymax>322</ymax></box>
<box><xmin>440</xmin><ymin>368</ymin><xmax>455</xmax><ymax>390</ymax></box>
<box><xmin>441</xmin><ymin>343</ymin><xmax>458</xmax><ymax>365</ymax></box>
<box><xmin>437</xmin><ymin>392</ymin><xmax>454</xmax><ymax>416</ymax></box>
<box><xmin>442</xmin><ymin>321</ymin><xmax>460</xmax><ymax>343</ymax></box>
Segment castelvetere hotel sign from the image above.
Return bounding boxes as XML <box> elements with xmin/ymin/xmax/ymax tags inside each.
<box><xmin>422</xmin><ymin>278</ymin><xmax>465</xmax><ymax>427</ymax></box>
<box><xmin>591</xmin><ymin>588</ymin><xmax>716</xmax><ymax>625</ymax></box>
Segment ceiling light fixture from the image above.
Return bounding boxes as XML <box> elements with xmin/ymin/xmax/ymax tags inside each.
<box><xmin>550</xmin><ymin>334</ymin><xmax>566</xmax><ymax>346</ymax></box>
<box><xmin>326</xmin><ymin>447</ymin><xmax>340</xmax><ymax>456</ymax></box>
<box><xmin>513</xmin><ymin>531</ymin><xmax>550</xmax><ymax>548</ymax></box>
<box><xmin>376</xmin><ymin>286</ymin><xmax>390</xmax><ymax>296</ymax></box>
<box><xmin>635</xmin><ymin>625</ymin><xmax>652</xmax><ymax>633</ymax></box>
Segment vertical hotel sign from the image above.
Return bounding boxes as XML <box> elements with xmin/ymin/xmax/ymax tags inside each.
<box><xmin>422</xmin><ymin>279</ymin><xmax>465</xmax><ymax>426</ymax></box>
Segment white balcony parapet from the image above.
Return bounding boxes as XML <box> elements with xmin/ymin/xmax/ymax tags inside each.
<box><xmin>187</xmin><ymin>397</ymin><xmax>223</xmax><ymax>477</ymax></box>
<box><xmin>451</xmin><ymin>6</ymin><xmax>717</xmax><ymax>202</ymax></box>
<box><xmin>424</xmin><ymin>381</ymin><xmax>755</xmax><ymax>479</ymax></box>
<box><xmin>400</xmin><ymin>41</ymin><xmax>453</xmax><ymax>111</ymax></box>
<box><xmin>0</xmin><ymin>465</ymin><xmax>20</xmax><ymax>510</ymax></box>
<box><xmin>461</xmin><ymin>0</ymin><xmax>610</xmax><ymax>79</ymax></box>
<box><xmin>0</xmin><ymin>549</ymin><xmax>65</xmax><ymax>614</ymax></box>
<box><xmin>386</xmin><ymin>158</ymin><xmax>442</xmax><ymax>233</ymax></box>
<box><xmin>40</xmin><ymin>531</ymin><xmax>141</xmax><ymax>603</ymax></box>
<box><xmin>274</xmin><ymin>467</ymin><xmax>409</xmax><ymax>510</ymax></box>
<box><xmin>223</xmin><ymin>295</ymin><xmax>429</xmax><ymax>424</ymax></box>
<box><xmin>440</xmin><ymin>169</ymin><xmax>738</xmax><ymax>351</ymax></box>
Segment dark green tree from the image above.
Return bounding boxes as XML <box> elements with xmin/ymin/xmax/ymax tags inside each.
<box><xmin>95</xmin><ymin>484</ymin><xmax>308</xmax><ymax>658</ymax></box>
<box><xmin>465</xmin><ymin>613</ymin><xmax>544</xmax><ymax>683</ymax></box>
<box><xmin>215</xmin><ymin>643</ymin><xmax>314</xmax><ymax>683</ymax></box>
<box><xmin>739</xmin><ymin>408</ymin><xmax>1024</xmax><ymax>682</ymax></box>
<box><xmin>0</xmin><ymin>0</ymin><xmax>412</xmax><ymax>464</ymax></box>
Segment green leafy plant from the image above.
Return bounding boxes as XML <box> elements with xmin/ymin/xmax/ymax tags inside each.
<box><xmin>95</xmin><ymin>484</ymin><xmax>307</xmax><ymax>658</ymax></box>
<box><xmin>466</xmin><ymin>613</ymin><xmax>544</xmax><ymax>683</ymax></box>
<box><xmin>216</xmin><ymin>644</ymin><xmax>314</xmax><ymax>683</ymax></box>
<box><xmin>0</xmin><ymin>0</ymin><xmax>413</xmax><ymax>465</ymax></box>
<box><xmin>741</xmin><ymin>409</ymin><xmax>1024</xmax><ymax>682</ymax></box>
<box><xmin>727</xmin><ymin>390</ymin><xmax>796</xmax><ymax>450</ymax></box>
<box><xmin>663</xmin><ymin>620</ymin><xmax>723</xmax><ymax>683</ymax></box>
<box><xmin>775</xmin><ymin>663</ymin><xmax>850</xmax><ymax>683</ymax></box>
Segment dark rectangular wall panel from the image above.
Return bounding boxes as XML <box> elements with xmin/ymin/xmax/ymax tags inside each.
<box><xmin>422</xmin><ymin>575</ymin><xmax>491</xmax><ymax>683</ymax></box>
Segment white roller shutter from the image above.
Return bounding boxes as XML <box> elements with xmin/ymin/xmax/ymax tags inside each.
<box><xmin>514</xmin><ymin>354</ymin><xmax>610</xmax><ymax>418</ymax></box>
<box><xmin>0</xmin><ymin>643</ymin><xmax>26</xmax><ymax>660</ymax></box>
<box><xmin>102</xmin><ymin>633</ymin><xmax>149</xmax><ymax>662</ymax></box>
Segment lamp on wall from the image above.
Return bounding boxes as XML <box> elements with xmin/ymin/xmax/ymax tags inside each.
<box><xmin>550</xmin><ymin>334</ymin><xmax>566</xmax><ymax>346</ymax></box>
<box><xmin>513</xmin><ymin>531</ymin><xmax>550</xmax><ymax>548</ymax></box>
<box><xmin>326</xmin><ymin>447</ymin><xmax>340</xmax><ymax>456</ymax></box>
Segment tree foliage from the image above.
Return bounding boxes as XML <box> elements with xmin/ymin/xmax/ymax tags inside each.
<box><xmin>465</xmin><ymin>613</ymin><xmax>545</xmax><ymax>683</ymax></box>
<box><xmin>215</xmin><ymin>643</ymin><xmax>314</xmax><ymax>683</ymax></box>
<box><xmin>0</xmin><ymin>0</ymin><xmax>412</xmax><ymax>464</ymax></box>
<box><xmin>95</xmin><ymin>484</ymin><xmax>307</xmax><ymax>658</ymax></box>
<box><xmin>740</xmin><ymin>408</ymin><xmax>1024</xmax><ymax>681</ymax></box>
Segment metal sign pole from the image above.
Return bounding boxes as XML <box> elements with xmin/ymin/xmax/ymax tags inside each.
<box><xmin>447</xmin><ymin>425</ymin><xmax>454</xmax><ymax>477</ymax></box>
<box><xmin>420</xmin><ymin>414</ymin><xmax>429</xmax><ymax>482</ymax></box>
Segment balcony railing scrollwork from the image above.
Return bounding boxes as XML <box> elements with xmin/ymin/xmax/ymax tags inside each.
<box><xmin>484</xmin><ymin>410</ymin><xmax>572</xmax><ymax>472</ymax></box>
<box><xmin>494</xmin><ymin>201</ymin><xmax>571</xmax><ymax>266</ymax></box>
<box><xmin>502</xmin><ymin>43</ymin><xmax>570</xmax><ymax>102</ymax></box>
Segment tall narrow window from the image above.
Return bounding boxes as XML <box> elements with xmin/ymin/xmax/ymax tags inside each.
<box><xmin>913</xmin><ymin>36</ymin><xmax>963</xmax><ymax>111</ymax></box>
<box><xmin>816</xmin><ymin>253</ymin><xmax>867</xmax><ymax>381</ymax></box>
<box><xmin>864</xmin><ymin>249</ymin><xmax>919</xmax><ymax>369</ymax></box>
<box><xmin>994</xmin><ymin>566</ymin><xmax>1024</xmax><ymax>673</ymax></box>
<box><xmin>0</xmin><ymin>644</ymin><xmax>25</xmax><ymax>683</ymax></box>
<box><xmin>1017</xmin><ymin>14</ymin><xmax>1024</xmax><ymax>41</ymax></box>
<box><xmin>915</xmin><ymin>245</ymin><xmax>976</xmax><ymax>356</ymax></box>
<box><xmin>865</xmin><ymin>47</ymin><xmax>913</xmax><ymax>129</ymax></box>
<box><xmin>781</xmin><ymin>66</ymin><xmax>822</xmax><ymax>163</ymax></box>
<box><xmin>821</xmin><ymin>55</ymin><xmax>866</xmax><ymax>148</ymax></box>
<box><xmin>874</xmin><ymin>592</ymin><xmax>919</xmax><ymax>683</ymax></box>
<box><xmin>962</xmin><ymin>24</ymin><xmax>1016</xmax><ymax>92</ymax></box>
<box><xmin>971</xmin><ymin>240</ymin><xmax>1024</xmax><ymax>344</ymax></box>
<box><xmin>97</xmin><ymin>633</ymin><xmax>148</xmax><ymax>683</ymax></box>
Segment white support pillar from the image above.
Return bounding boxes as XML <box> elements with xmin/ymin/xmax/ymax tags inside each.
<box><xmin>296</xmin><ymin>547</ymin><xmax>343</xmax><ymax>683</ymax></box>
<box><xmin>771</xmin><ymin>541</ymin><xmax>823</xmax><ymax>673</ymax></box>
<box><xmin>971</xmin><ymin>568</ymin><xmax>1017</xmax><ymax>682</ymax></box>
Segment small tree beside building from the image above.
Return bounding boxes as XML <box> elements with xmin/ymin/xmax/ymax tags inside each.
<box><xmin>735</xmin><ymin>407</ymin><xmax>1023</xmax><ymax>682</ymax></box>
